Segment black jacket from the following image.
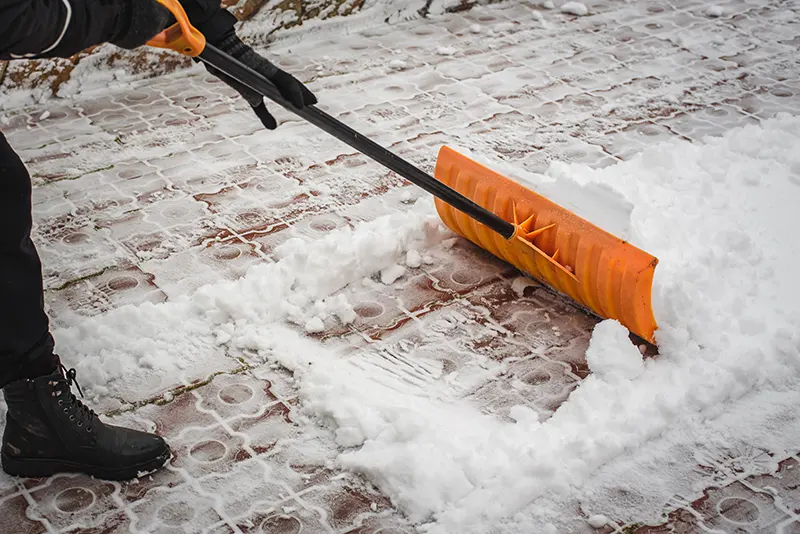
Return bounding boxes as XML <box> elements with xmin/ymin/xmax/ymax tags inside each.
<box><xmin>0</xmin><ymin>0</ymin><xmax>236</xmax><ymax>60</ymax></box>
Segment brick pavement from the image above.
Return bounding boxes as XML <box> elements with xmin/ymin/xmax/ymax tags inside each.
<box><xmin>1</xmin><ymin>0</ymin><xmax>799</xmax><ymax>531</ymax></box>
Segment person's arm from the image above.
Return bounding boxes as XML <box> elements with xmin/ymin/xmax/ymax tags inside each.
<box><xmin>0</xmin><ymin>0</ymin><xmax>317</xmax><ymax>131</ymax></box>
<box><xmin>0</xmin><ymin>0</ymin><xmax>170</xmax><ymax>60</ymax></box>
<box><xmin>179</xmin><ymin>0</ymin><xmax>238</xmax><ymax>43</ymax></box>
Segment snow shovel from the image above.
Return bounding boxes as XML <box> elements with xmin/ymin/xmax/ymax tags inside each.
<box><xmin>147</xmin><ymin>0</ymin><xmax>660</xmax><ymax>344</ymax></box>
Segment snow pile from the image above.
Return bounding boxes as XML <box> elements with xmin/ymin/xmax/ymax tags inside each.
<box><xmin>286</xmin><ymin>115</ymin><xmax>800</xmax><ymax>531</ymax></box>
<box><xmin>297</xmin><ymin>342</ymin><xmax>509</xmax><ymax>518</ymax></box>
<box><xmin>587</xmin><ymin>514</ymin><xmax>609</xmax><ymax>528</ymax></box>
<box><xmin>52</xmin><ymin>115</ymin><xmax>800</xmax><ymax>531</ymax></box>
<box><xmin>55</xmin><ymin>201</ymin><xmax>444</xmax><ymax>394</ymax></box>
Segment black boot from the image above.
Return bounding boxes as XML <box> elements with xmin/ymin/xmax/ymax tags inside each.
<box><xmin>2</xmin><ymin>364</ymin><xmax>170</xmax><ymax>480</ymax></box>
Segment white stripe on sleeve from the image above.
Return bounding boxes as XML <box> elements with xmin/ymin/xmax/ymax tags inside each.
<box><xmin>40</xmin><ymin>0</ymin><xmax>74</xmax><ymax>54</ymax></box>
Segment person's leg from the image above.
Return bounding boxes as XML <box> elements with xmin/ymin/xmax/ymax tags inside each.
<box><xmin>0</xmin><ymin>131</ymin><xmax>58</xmax><ymax>387</ymax></box>
<box><xmin>0</xmin><ymin>131</ymin><xmax>171</xmax><ymax>480</ymax></box>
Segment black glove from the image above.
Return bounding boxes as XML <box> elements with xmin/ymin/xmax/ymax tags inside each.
<box><xmin>205</xmin><ymin>32</ymin><xmax>318</xmax><ymax>130</ymax></box>
<box><xmin>111</xmin><ymin>0</ymin><xmax>172</xmax><ymax>50</ymax></box>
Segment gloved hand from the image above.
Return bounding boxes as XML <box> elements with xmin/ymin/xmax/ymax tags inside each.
<box><xmin>205</xmin><ymin>32</ymin><xmax>318</xmax><ymax>130</ymax></box>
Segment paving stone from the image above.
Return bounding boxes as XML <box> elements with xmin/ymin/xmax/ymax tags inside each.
<box><xmin>2</xmin><ymin>1</ymin><xmax>799</xmax><ymax>532</ymax></box>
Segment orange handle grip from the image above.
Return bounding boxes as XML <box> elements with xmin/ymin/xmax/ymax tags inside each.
<box><xmin>146</xmin><ymin>0</ymin><xmax>206</xmax><ymax>57</ymax></box>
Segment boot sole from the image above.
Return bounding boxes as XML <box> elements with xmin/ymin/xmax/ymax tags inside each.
<box><xmin>1</xmin><ymin>449</ymin><xmax>171</xmax><ymax>481</ymax></box>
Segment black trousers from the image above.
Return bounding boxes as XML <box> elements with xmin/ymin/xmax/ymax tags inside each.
<box><xmin>0</xmin><ymin>132</ymin><xmax>56</xmax><ymax>388</ymax></box>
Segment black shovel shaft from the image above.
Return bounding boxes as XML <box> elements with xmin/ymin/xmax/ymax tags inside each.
<box><xmin>199</xmin><ymin>44</ymin><xmax>517</xmax><ymax>239</ymax></box>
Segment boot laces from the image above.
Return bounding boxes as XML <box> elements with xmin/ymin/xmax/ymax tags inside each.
<box><xmin>58</xmin><ymin>364</ymin><xmax>96</xmax><ymax>426</ymax></box>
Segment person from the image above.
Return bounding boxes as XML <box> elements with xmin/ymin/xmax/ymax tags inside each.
<box><xmin>0</xmin><ymin>0</ymin><xmax>316</xmax><ymax>480</ymax></box>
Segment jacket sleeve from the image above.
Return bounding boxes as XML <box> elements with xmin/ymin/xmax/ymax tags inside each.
<box><xmin>0</xmin><ymin>0</ymin><xmax>237</xmax><ymax>61</ymax></box>
<box><xmin>180</xmin><ymin>0</ymin><xmax>237</xmax><ymax>43</ymax></box>
<box><xmin>0</xmin><ymin>0</ymin><xmax>130</xmax><ymax>60</ymax></box>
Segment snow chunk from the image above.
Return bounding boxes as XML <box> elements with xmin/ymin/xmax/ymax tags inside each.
<box><xmin>312</xmin><ymin>294</ymin><xmax>357</xmax><ymax>326</ymax></box>
<box><xmin>587</xmin><ymin>515</ymin><xmax>609</xmax><ymax>528</ymax></box>
<box><xmin>380</xmin><ymin>264</ymin><xmax>406</xmax><ymax>285</ymax></box>
<box><xmin>304</xmin><ymin>317</ymin><xmax>325</xmax><ymax>334</ymax></box>
<box><xmin>335</xmin><ymin>426</ymin><xmax>365</xmax><ymax>447</ymax></box>
<box><xmin>469</xmin><ymin>24</ymin><xmax>481</xmax><ymax>34</ymax></box>
<box><xmin>39</xmin><ymin>110</ymin><xmax>51</xmax><ymax>120</ymax></box>
<box><xmin>331</xmin><ymin>297</ymin><xmax>357</xmax><ymax>325</ymax></box>
<box><xmin>705</xmin><ymin>5</ymin><xmax>724</xmax><ymax>17</ymax></box>
<box><xmin>437</xmin><ymin>46</ymin><xmax>457</xmax><ymax>56</ymax></box>
<box><xmin>389</xmin><ymin>59</ymin><xmax>407</xmax><ymax>70</ymax></box>
<box><xmin>543</xmin><ymin>0</ymin><xmax>555</xmax><ymax>8</ymax></box>
<box><xmin>508</xmin><ymin>405</ymin><xmax>540</xmax><ymax>425</ymax></box>
<box><xmin>561</xmin><ymin>2</ymin><xmax>588</xmax><ymax>16</ymax></box>
<box><xmin>405</xmin><ymin>250</ymin><xmax>422</xmax><ymax>268</ymax></box>
<box><xmin>586</xmin><ymin>320</ymin><xmax>644</xmax><ymax>381</ymax></box>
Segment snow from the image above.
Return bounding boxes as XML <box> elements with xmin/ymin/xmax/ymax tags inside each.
<box><xmin>587</xmin><ymin>514</ymin><xmax>609</xmax><ymax>528</ymax></box>
<box><xmin>54</xmin><ymin>202</ymin><xmax>440</xmax><ymax>391</ymax></box>
<box><xmin>304</xmin><ymin>317</ymin><xmax>326</xmax><ymax>333</ymax></box>
<box><xmin>508</xmin><ymin>405</ymin><xmax>540</xmax><ymax>425</ymax></box>
<box><xmin>44</xmin><ymin>114</ymin><xmax>800</xmax><ymax>532</ymax></box>
<box><xmin>585</xmin><ymin>321</ymin><xmax>644</xmax><ymax>381</ymax></box>
<box><xmin>405</xmin><ymin>249</ymin><xmax>423</xmax><ymax>268</ymax></box>
<box><xmin>561</xmin><ymin>2</ymin><xmax>588</xmax><ymax>16</ymax></box>
<box><xmin>284</xmin><ymin>116</ymin><xmax>800</xmax><ymax>531</ymax></box>
<box><xmin>8</xmin><ymin>2</ymin><xmax>800</xmax><ymax>531</ymax></box>
<box><xmin>380</xmin><ymin>263</ymin><xmax>407</xmax><ymax>284</ymax></box>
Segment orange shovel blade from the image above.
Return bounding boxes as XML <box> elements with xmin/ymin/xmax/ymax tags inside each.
<box><xmin>433</xmin><ymin>146</ymin><xmax>658</xmax><ymax>343</ymax></box>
